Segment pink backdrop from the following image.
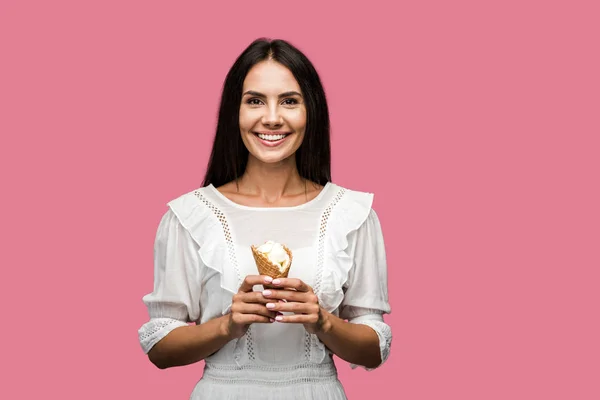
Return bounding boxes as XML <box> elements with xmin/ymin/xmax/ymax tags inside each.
<box><xmin>2</xmin><ymin>1</ymin><xmax>599</xmax><ymax>399</ymax></box>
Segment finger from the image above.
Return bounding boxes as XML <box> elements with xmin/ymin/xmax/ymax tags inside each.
<box><xmin>232</xmin><ymin>313</ymin><xmax>274</xmax><ymax>324</ymax></box>
<box><xmin>266</xmin><ymin>301</ymin><xmax>319</xmax><ymax>314</ymax></box>
<box><xmin>238</xmin><ymin>275</ymin><xmax>274</xmax><ymax>293</ymax></box>
<box><xmin>270</xmin><ymin>278</ymin><xmax>312</xmax><ymax>292</ymax></box>
<box><xmin>274</xmin><ymin>314</ymin><xmax>320</xmax><ymax>324</ymax></box>
<box><xmin>232</xmin><ymin>303</ymin><xmax>277</xmax><ymax>318</ymax></box>
<box><xmin>236</xmin><ymin>291</ymin><xmax>272</xmax><ymax>304</ymax></box>
<box><xmin>262</xmin><ymin>289</ymin><xmax>318</xmax><ymax>304</ymax></box>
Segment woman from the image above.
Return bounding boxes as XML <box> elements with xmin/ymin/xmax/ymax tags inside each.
<box><xmin>138</xmin><ymin>38</ymin><xmax>392</xmax><ymax>399</ymax></box>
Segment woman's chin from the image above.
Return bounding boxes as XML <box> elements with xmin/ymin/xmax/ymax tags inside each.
<box><xmin>249</xmin><ymin>151</ymin><xmax>295</xmax><ymax>166</ymax></box>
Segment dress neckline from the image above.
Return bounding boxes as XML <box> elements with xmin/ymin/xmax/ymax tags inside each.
<box><xmin>206</xmin><ymin>182</ymin><xmax>332</xmax><ymax>211</ymax></box>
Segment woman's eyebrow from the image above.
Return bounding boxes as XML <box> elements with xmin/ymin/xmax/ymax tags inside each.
<box><xmin>243</xmin><ymin>90</ymin><xmax>303</xmax><ymax>98</ymax></box>
<box><xmin>278</xmin><ymin>91</ymin><xmax>303</xmax><ymax>98</ymax></box>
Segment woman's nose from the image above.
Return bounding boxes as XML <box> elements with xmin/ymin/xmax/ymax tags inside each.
<box><xmin>261</xmin><ymin>105</ymin><xmax>283</xmax><ymax>127</ymax></box>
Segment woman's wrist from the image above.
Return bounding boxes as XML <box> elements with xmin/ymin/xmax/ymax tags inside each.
<box><xmin>218</xmin><ymin>314</ymin><xmax>235</xmax><ymax>341</ymax></box>
<box><xmin>317</xmin><ymin>308</ymin><xmax>334</xmax><ymax>335</ymax></box>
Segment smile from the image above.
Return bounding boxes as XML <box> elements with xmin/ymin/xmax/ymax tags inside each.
<box><xmin>253</xmin><ymin>132</ymin><xmax>291</xmax><ymax>147</ymax></box>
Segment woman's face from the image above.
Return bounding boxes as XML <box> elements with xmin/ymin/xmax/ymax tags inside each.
<box><xmin>239</xmin><ymin>60</ymin><xmax>307</xmax><ymax>165</ymax></box>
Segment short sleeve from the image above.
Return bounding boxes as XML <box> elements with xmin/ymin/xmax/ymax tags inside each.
<box><xmin>339</xmin><ymin>209</ymin><xmax>392</xmax><ymax>370</ymax></box>
<box><xmin>137</xmin><ymin>209</ymin><xmax>203</xmax><ymax>354</ymax></box>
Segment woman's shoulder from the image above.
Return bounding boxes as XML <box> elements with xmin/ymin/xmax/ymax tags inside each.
<box><xmin>331</xmin><ymin>182</ymin><xmax>373</xmax><ymax>194</ymax></box>
<box><xmin>328</xmin><ymin>182</ymin><xmax>375</xmax><ymax>208</ymax></box>
<box><xmin>165</xmin><ymin>185</ymin><xmax>210</xmax><ymax>209</ymax></box>
<box><xmin>321</xmin><ymin>182</ymin><xmax>377</xmax><ymax>236</ymax></box>
<box><xmin>160</xmin><ymin>185</ymin><xmax>219</xmax><ymax>230</ymax></box>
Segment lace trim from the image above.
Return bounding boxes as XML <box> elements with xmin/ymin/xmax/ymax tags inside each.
<box><xmin>349</xmin><ymin>320</ymin><xmax>392</xmax><ymax>370</ymax></box>
<box><xmin>193</xmin><ymin>190</ymin><xmax>255</xmax><ymax>362</ymax></box>
<box><xmin>313</xmin><ymin>187</ymin><xmax>346</xmax><ymax>295</ymax></box>
<box><xmin>306</xmin><ymin>187</ymin><xmax>347</xmax><ymax>361</ymax></box>
<box><xmin>205</xmin><ymin>362</ymin><xmax>336</xmax><ymax>372</ymax></box>
<box><xmin>201</xmin><ymin>375</ymin><xmax>339</xmax><ymax>385</ymax></box>
<box><xmin>138</xmin><ymin>318</ymin><xmax>188</xmax><ymax>354</ymax></box>
<box><xmin>304</xmin><ymin>332</ymin><xmax>312</xmax><ymax>361</ymax></box>
<box><xmin>202</xmin><ymin>362</ymin><xmax>339</xmax><ymax>386</ymax></box>
<box><xmin>193</xmin><ymin>190</ymin><xmax>241</xmax><ymax>284</ymax></box>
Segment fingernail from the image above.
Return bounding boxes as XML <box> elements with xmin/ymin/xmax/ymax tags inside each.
<box><xmin>266</xmin><ymin>303</ymin><xmax>275</xmax><ymax>309</ymax></box>
<box><xmin>275</xmin><ymin>316</ymin><xmax>283</xmax><ymax>321</ymax></box>
<box><xmin>264</xmin><ymin>276</ymin><xmax>273</xmax><ymax>283</ymax></box>
<box><xmin>272</xmin><ymin>279</ymin><xmax>281</xmax><ymax>285</ymax></box>
<box><xmin>269</xmin><ymin>318</ymin><xmax>275</xmax><ymax>322</ymax></box>
<box><xmin>263</xmin><ymin>290</ymin><xmax>272</xmax><ymax>296</ymax></box>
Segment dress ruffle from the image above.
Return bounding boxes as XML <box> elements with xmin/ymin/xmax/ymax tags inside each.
<box><xmin>167</xmin><ymin>191</ymin><xmax>239</xmax><ymax>316</ymax></box>
<box><xmin>317</xmin><ymin>189</ymin><xmax>374</xmax><ymax>314</ymax></box>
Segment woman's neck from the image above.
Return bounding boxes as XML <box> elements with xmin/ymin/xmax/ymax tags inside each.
<box><xmin>236</xmin><ymin>155</ymin><xmax>306</xmax><ymax>202</ymax></box>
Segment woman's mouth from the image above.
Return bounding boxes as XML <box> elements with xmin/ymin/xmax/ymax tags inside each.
<box><xmin>253</xmin><ymin>132</ymin><xmax>291</xmax><ymax>147</ymax></box>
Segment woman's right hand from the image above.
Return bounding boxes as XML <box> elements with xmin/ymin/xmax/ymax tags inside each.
<box><xmin>222</xmin><ymin>275</ymin><xmax>277</xmax><ymax>340</ymax></box>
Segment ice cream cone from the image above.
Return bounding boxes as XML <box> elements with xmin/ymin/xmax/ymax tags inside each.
<box><xmin>251</xmin><ymin>244</ymin><xmax>292</xmax><ymax>288</ymax></box>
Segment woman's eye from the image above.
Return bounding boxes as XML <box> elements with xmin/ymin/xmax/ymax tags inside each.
<box><xmin>247</xmin><ymin>98</ymin><xmax>262</xmax><ymax>105</ymax></box>
<box><xmin>282</xmin><ymin>98</ymin><xmax>298</xmax><ymax>105</ymax></box>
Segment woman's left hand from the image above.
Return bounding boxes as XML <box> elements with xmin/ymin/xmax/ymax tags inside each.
<box><xmin>261</xmin><ymin>278</ymin><xmax>329</xmax><ymax>334</ymax></box>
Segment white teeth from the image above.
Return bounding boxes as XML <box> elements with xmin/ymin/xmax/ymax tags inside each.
<box><xmin>257</xmin><ymin>133</ymin><xmax>286</xmax><ymax>141</ymax></box>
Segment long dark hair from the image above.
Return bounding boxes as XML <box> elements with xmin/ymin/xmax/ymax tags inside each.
<box><xmin>201</xmin><ymin>38</ymin><xmax>331</xmax><ymax>188</ymax></box>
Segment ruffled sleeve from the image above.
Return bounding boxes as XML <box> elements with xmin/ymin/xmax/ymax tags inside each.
<box><xmin>137</xmin><ymin>209</ymin><xmax>202</xmax><ymax>354</ymax></box>
<box><xmin>339</xmin><ymin>209</ymin><xmax>392</xmax><ymax>370</ymax></box>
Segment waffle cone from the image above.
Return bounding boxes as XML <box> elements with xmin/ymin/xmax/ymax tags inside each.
<box><xmin>251</xmin><ymin>244</ymin><xmax>293</xmax><ymax>285</ymax></box>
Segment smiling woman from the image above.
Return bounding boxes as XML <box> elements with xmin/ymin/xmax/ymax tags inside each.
<box><xmin>239</xmin><ymin>61</ymin><xmax>307</xmax><ymax>164</ymax></box>
<box><xmin>137</xmin><ymin>38</ymin><xmax>392</xmax><ymax>400</ymax></box>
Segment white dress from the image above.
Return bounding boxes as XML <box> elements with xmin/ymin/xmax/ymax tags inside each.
<box><xmin>137</xmin><ymin>182</ymin><xmax>392</xmax><ymax>400</ymax></box>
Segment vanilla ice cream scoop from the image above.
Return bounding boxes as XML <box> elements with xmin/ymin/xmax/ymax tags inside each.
<box><xmin>256</xmin><ymin>240</ymin><xmax>290</xmax><ymax>272</ymax></box>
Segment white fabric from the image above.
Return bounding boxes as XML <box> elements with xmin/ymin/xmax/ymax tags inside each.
<box><xmin>137</xmin><ymin>182</ymin><xmax>392</xmax><ymax>400</ymax></box>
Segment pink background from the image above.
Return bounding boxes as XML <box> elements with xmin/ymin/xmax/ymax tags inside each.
<box><xmin>2</xmin><ymin>1</ymin><xmax>599</xmax><ymax>399</ymax></box>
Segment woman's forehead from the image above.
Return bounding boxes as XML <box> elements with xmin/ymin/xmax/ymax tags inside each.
<box><xmin>243</xmin><ymin>61</ymin><xmax>301</xmax><ymax>93</ymax></box>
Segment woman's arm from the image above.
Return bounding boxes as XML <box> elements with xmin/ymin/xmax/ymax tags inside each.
<box><xmin>316</xmin><ymin>310</ymin><xmax>382</xmax><ymax>368</ymax></box>
<box><xmin>148</xmin><ymin>275</ymin><xmax>278</xmax><ymax>369</ymax></box>
<box><xmin>147</xmin><ymin>315</ymin><xmax>231</xmax><ymax>369</ymax></box>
